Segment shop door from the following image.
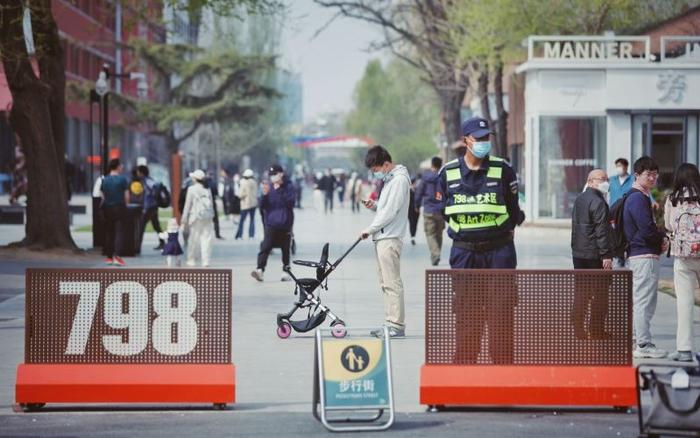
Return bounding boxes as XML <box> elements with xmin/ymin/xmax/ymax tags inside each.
<box><xmin>632</xmin><ymin>115</ymin><xmax>686</xmax><ymax>191</ymax></box>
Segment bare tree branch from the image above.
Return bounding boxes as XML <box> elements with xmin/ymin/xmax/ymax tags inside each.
<box><xmin>314</xmin><ymin>0</ymin><xmax>470</xmax><ymax>143</ymax></box>
<box><xmin>174</xmin><ymin>120</ymin><xmax>202</xmax><ymax>144</ymax></box>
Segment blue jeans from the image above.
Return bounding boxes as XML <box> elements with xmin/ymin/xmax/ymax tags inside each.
<box><xmin>236</xmin><ymin>207</ymin><xmax>255</xmax><ymax>238</ymax></box>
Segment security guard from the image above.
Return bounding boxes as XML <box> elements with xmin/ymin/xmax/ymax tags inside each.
<box><xmin>439</xmin><ymin>116</ymin><xmax>525</xmax><ymax>364</ymax></box>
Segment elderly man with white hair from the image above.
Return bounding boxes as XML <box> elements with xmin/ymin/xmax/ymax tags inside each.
<box><xmin>570</xmin><ymin>168</ymin><xmax>614</xmax><ymax>340</ymax></box>
<box><xmin>572</xmin><ymin>169</ymin><xmax>614</xmax><ymax>270</ymax></box>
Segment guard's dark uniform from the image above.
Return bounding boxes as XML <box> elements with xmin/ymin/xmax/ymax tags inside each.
<box><xmin>438</xmin><ymin>153</ymin><xmax>525</xmax><ymax>364</ymax></box>
<box><xmin>438</xmin><ymin>154</ymin><xmax>524</xmax><ymax>268</ymax></box>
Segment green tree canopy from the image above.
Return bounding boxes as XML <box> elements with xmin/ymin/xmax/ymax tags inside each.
<box><xmin>346</xmin><ymin>59</ymin><xmax>440</xmax><ymax>174</ymax></box>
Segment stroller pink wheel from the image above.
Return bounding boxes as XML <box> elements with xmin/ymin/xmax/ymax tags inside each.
<box><xmin>331</xmin><ymin>323</ymin><xmax>346</xmax><ymax>338</ymax></box>
<box><xmin>277</xmin><ymin>322</ymin><xmax>292</xmax><ymax>339</ymax></box>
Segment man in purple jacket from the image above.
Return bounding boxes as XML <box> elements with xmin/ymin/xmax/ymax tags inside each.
<box><xmin>622</xmin><ymin>156</ymin><xmax>669</xmax><ymax>358</ymax></box>
<box><xmin>415</xmin><ymin>156</ymin><xmax>445</xmax><ymax>266</ymax></box>
<box><xmin>251</xmin><ymin>164</ymin><xmax>296</xmax><ymax>282</ymax></box>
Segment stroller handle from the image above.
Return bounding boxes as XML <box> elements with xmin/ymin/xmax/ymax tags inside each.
<box><xmin>331</xmin><ymin>237</ymin><xmax>363</xmax><ymax>269</ymax></box>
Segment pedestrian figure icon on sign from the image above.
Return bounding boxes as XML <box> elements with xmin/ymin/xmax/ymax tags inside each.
<box><xmin>341</xmin><ymin>345</ymin><xmax>369</xmax><ymax>372</ymax></box>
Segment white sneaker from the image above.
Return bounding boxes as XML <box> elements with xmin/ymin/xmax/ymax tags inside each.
<box><xmin>668</xmin><ymin>351</ymin><xmax>694</xmax><ymax>362</ymax></box>
<box><xmin>370</xmin><ymin>326</ymin><xmax>405</xmax><ymax>338</ymax></box>
<box><xmin>280</xmin><ymin>273</ymin><xmax>292</xmax><ymax>282</ymax></box>
<box><xmin>633</xmin><ymin>343</ymin><xmax>667</xmax><ymax>359</ymax></box>
<box><xmin>251</xmin><ymin>269</ymin><xmax>263</xmax><ymax>282</ymax></box>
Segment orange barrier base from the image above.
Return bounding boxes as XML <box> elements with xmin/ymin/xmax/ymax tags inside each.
<box><xmin>16</xmin><ymin>364</ymin><xmax>235</xmax><ymax>405</ymax></box>
<box><xmin>420</xmin><ymin>365</ymin><xmax>637</xmax><ymax>407</ymax></box>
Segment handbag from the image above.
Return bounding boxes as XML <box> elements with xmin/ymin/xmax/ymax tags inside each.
<box><xmin>644</xmin><ymin>369</ymin><xmax>700</xmax><ymax>431</ymax></box>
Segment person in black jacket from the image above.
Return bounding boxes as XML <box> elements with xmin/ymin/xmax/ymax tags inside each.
<box><xmin>571</xmin><ymin>169</ymin><xmax>613</xmax><ymax>268</ymax></box>
<box><xmin>251</xmin><ymin>164</ymin><xmax>296</xmax><ymax>282</ymax></box>
<box><xmin>570</xmin><ymin>168</ymin><xmax>613</xmax><ymax>339</ymax></box>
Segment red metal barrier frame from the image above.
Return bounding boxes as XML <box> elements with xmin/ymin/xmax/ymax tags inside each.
<box><xmin>16</xmin><ymin>364</ymin><xmax>235</xmax><ymax>406</ymax></box>
<box><xmin>420</xmin><ymin>365</ymin><xmax>637</xmax><ymax>407</ymax></box>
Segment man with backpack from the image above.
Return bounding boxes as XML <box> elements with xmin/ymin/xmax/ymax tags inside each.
<box><xmin>136</xmin><ymin>165</ymin><xmax>169</xmax><ymax>251</ymax></box>
<box><xmin>415</xmin><ymin>156</ymin><xmax>445</xmax><ymax>266</ymax></box>
<box><xmin>617</xmin><ymin>156</ymin><xmax>668</xmax><ymax>359</ymax></box>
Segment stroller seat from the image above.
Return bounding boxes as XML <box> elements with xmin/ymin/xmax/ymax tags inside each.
<box><xmin>292</xmin><ymin>243</ymin><xmax>330</xmax><ymax>282</ymax></box>
<box><xmin>296</xmin><ymin>277</ymin><xmax>320</xmax><ymax>290</ymax></box>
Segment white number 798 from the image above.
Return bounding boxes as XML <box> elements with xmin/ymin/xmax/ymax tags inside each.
<box><xmin>59</xmin><ymin>281</ymin><xmax>198</xmax><ymax>356</ymax></box>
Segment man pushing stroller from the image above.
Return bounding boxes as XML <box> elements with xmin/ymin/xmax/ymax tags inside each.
<box><xmin>360</xmin><ymin>145</ymin><xmax>411</xmax><ymax>338</ymax></box>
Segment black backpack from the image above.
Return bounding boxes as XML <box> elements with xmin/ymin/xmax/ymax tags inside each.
<box><xmin>156</xmin><ymin>183</ymin><xmax>171</xmax><ymax>208</ymax></box>
<box><xmin>609</xmin><ymin>188</ymin><xmax>640</xmax><ymax>258</ymax></box>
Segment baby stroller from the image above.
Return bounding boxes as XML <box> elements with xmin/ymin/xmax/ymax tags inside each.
<box><xmin>276</xmin><ymin>238</ymin><xmax>362</xmax><ymax>339</ymax></box>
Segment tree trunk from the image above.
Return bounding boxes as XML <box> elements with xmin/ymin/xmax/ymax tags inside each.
<box><xmin>165</xmin><ymin>133</ymin><xmax>183</xmax><ymax>220</ymax></box>
<box><xmin>493</xmin><ymin>55</ymin><xmax>509</xmax><ymax>159</ymax></box>
<box><xmin>0</xmin><ymin>0</ymin><xmax>76</xmax><ymax>250</ymax></box>
<box><xmin>477</xmin><ymin>65</ymin><xmax>495</xmax><ymax>147</ymax></box>
<box><xmin>437</xmin><ymin>86</ymin><xmax>466</xmax><ymax>159</ymax></box>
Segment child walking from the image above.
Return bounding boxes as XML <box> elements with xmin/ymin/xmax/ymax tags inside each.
<box><xmin>159</xmin><ymin>218</ymin><xmax>184</xmax><ymax>267</ymax></box>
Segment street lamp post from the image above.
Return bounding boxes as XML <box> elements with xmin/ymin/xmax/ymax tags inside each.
<box><xmin>91</xmin><ymin>64</ymin><xmax>148</xmax><ymax>248</ymax></box>
<box><xmin>94</xmin><ymin>64</ymin><xmax>148</xmax><ymax>175</ymax></box>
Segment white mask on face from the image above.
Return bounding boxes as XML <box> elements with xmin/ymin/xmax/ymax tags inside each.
<box><xmin>616</xmin><ymin>166</ymin><xmax>626</xmax><ymax>176</ymax></box>
<box><xmin>597</xmin><ymin>181</ymin><xmax>610</xmax><ymax>194</ymax></box>
<box><xmin>270</xmin><ymin>174</ymin><xmax>282</xmax><ymax>184</ymax></box>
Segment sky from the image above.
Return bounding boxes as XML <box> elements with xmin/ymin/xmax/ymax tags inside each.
<box><xmin>280</xmin><ymin>0</ymin><xmax>387</xmax><ymax>123</ymax></box>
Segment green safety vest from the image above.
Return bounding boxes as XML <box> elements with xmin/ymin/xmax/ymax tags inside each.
<box><xmin>443</xmin><ymin>156</ymin><xmax>510</xmax><ymax>235</ymax></box>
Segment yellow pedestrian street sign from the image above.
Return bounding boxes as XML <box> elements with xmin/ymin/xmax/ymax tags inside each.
<box><xmin>313</xmin><ymin>328</ymin><xmax>395</xmax><ymax>431</ymax></box>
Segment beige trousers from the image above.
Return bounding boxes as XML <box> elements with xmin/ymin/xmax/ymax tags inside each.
<box><xmin>374</xmin><ymin>238</ymin><xmax>405</xmax><ymax>329</ymax></box>
<box><xmin>423</xmin><ymin>213</ymin><xmax>445</xmax><ymax>264</ymax></box>
<box><xmin>673</xmin><ymin>257</ymin><xmax>700</xmax><ymax>351</ymax></box>
<box><xmin>186</xmin><ymin>219</ymin><xmax>214</xmax><ymax>267</ymax></box>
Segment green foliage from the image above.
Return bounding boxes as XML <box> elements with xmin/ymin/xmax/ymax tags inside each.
<box><xmin>202</xmin><ymin>9</ymin><xmax>288</xmax><ymax>163</ymax></box>
<box><xmin>162</xmin><ymin>0</ymin><xmax>282</xmax><ymax>17</ymax></box>
<box><xmin>346</xmin><ymin>59</ymin><xmax>440</xmax><ymax>174</ymax></box>
<box><xmin>126</xmin><ymin>38</ymin><xmax>278</xmax><ymax>149</ymax></box>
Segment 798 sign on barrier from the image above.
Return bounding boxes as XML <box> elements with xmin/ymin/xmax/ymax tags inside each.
<box><xmin>15</xmin><ymin>269</ymin><xmax>235</xmax><ymax>411</ymax></box>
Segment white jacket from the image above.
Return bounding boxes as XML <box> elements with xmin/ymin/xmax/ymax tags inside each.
<box><xmin>366</xmin><ymin>165</ymin><xmax>411</xmax><ymax>241</ymax></box>
<box><xmin>181</xmin><ymin>182</ymin><xmax>214</xmax><ymax>226</ymax></box>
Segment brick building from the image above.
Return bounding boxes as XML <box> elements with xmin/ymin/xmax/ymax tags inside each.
<box><xmin>0</xmin><ymin>1</ymin><xmax>166</xmax><ymax>194</ymax></box>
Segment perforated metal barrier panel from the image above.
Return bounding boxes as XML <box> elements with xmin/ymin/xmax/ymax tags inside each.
<box><xmin>425</xmin><ymin>269</ymin><xmax>632</xmax><ymax>366</ymax></box>
<box><xmin>25</xmin><ymin>269</ymin><xmax>232</xmax><ymax>364</ymax></box>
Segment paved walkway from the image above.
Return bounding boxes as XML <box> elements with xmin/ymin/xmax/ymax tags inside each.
<box><xmin>0</xmin><ymin>195</ymin><xmax>697</xmax><ymax>437</ymax></box>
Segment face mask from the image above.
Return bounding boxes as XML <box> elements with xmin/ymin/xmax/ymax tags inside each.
<box><xmin>373</xmin><ymin>171</ymin><xmax>386</xmax><ymax>180</ymax></box>
<box><xmin>470</xmin><ymin>141</ymin><xmax>492</xmax><ymax>159</ymax></box>
<box><xmin>597</xmin><ymin>181</ymin><xmax>610</xmax><ymax>194</ymax></box>
<box><xmin>616</xmin><ymin>166</ymin><xmax>626</xmax><ymax>176</ymax></box>
<box><xmin>270</xmin><ymin>174</ymin><xmax>282</xmax><ymax>184</ymax></box>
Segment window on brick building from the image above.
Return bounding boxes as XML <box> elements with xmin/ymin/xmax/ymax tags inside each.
<box><xmin>81</xmin><ymin>48</ymin><xmax>90</xmax><ymax>78</ymax></box>
<box><xmin>71</xmin><ymin>44</ymin><xmax>79</xmax><ymax>76</ymax></box>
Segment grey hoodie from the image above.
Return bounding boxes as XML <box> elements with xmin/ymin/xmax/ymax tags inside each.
<box><xmin>366</xmin><ymin>165</ymin><xmax>411</xmax><ymax>241</ymax></box>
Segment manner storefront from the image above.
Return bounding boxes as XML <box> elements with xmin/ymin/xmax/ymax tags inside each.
<box><xmin>516</xmin><ymin>35</ymin><xmax>700</xmax><ymax>221</ymax></box>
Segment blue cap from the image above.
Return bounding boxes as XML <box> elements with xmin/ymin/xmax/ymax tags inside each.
<box><xmin>461</xmin><ymin>117</ymin><xmax>493</xmax><ymax>138</ymax></box>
